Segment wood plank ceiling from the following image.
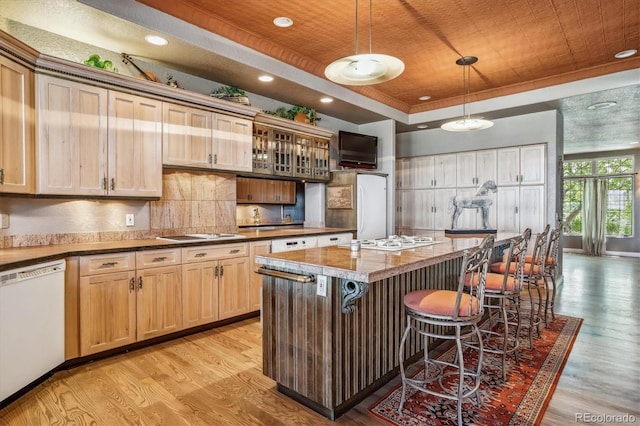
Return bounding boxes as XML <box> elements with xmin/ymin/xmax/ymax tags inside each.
<box><xmin>138</xmin><ymin>0</ymin><xmax>640</xmax><ymax>114</ymax></box>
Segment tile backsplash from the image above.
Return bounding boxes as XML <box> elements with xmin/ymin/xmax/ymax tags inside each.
<box><xmin>0</xmin><ymin>169</ymin><xmax>238</xmax><ymax>248</ymax></box>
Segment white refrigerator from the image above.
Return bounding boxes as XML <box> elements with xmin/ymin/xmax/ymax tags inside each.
<box><xmin>326</xmin><ymin>171</ymin><xmax>387</xmax><ymax>240</ymax></box>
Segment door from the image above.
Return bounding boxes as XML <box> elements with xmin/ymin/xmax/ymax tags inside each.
<box><xmin>434</xmin><ymin>188</ymin><xmax>457</xmax><ymax>230</ymax></box>
<box><xmin>456</xmin><ymin>152</ymin><xmax>477</xmax><ymax>188</ymax></box>
<box><xmin>0</xmin><ymin>55</ymin><xmax>34</xmax><ymax>194</ymax></box>
<box><xmin>249</xmin><ymin>240</ymin><xmax>271</xmax><ymax>312</ymax></box>
<box><xmin>79</xmin><ymin>271</ymin><xmax>136</xmax><ymax>355</ymax></box>
<box><xmin>182</xmin><ymin>260</ymin><xmax>219</xmax><ymax>328</ymax></box>
<box><xmin>213</xmin><ymin>114</ymin><xmax>252</xmax><ymax>172</ymax></box>
<box><xmin>136</xmin><ymin>265</ymin><xmax>182</xmax><ymax>341</ymax></box>
<box><xmin>108</xmin><ymin>91</ymin><xmax>162</xmax><ymax>197</ymax></box>
<box><xmin>162</xmin><ymin>102</ymin><xmax>212</xmax><ymax>168</ymax></box>
<box><xmin>37</xmin><ymin>75</ymin><xmax>107</xmax><ymax>195</ymax></box>
<box><xmin>357</xmin><ymin>174</ymin><xmax>387</xmax><ymax>240</ymax></box>
<box><xmin>218</xmin><ymin>256</ymin><xmax>251</xmax><ymax>320</ymax></box>
<box><xmin>496</xmin><ymin>186</ymin><xmax>520</xmax><ymax>232</ymax></box>
<box><xmin>433</xmin><ymin>154</ymin><xmax>457</xmax><ymax>188</ymax></box>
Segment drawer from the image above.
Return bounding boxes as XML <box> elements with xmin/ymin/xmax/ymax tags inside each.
<box><xmin>79</xmin><ymin>252</ymin><xmax>136</xmax><ymax>276</ymax></box>
<box><xmin>136</xmin><ymin>249</ymin><xmax>181</xmax><ymax>269</ymax></box>
<box><xmin>182</xmin><ymin>243</ymin><xmax>249</xmax><ymax>263</ymax></box>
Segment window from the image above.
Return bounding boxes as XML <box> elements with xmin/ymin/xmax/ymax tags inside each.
<box><xmin>562</xmin><ymin>156</ymin><xmax>634</xmax><ymax>237</ymax></box>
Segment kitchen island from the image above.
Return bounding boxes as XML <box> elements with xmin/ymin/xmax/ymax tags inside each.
<box><xmin>255</xmin><ymin>232</ymin><xmax>518</xmax><ymax>420</ymax></box>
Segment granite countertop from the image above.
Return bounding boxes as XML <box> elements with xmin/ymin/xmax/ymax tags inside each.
<box><xmin>255</xmin><ymin>232</ymin><xmax>519</xmax><ymax>283</ymax></box>
<box><xmin>0</xmin><ymin>227</ymin><xmax>353</xmax><ymax>272</ymax></box>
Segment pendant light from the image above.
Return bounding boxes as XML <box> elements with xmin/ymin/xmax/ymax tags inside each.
<box><xmin>441</xmin><ymin>56</ymin><xmax>493</xmax><ymax>131</ymax></box>
<box><xmin>324</xmin><ymin>0</ymin><xmax>404</xmax><ymax>85</ymax></box>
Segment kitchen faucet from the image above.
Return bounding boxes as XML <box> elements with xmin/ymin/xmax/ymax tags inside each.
<box><xmin>253</xmin><ymin>208</ymin><xmax>260</xmax><ymax>225</ymax></box>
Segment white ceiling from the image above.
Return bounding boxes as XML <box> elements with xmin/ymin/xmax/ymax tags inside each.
<box><xmin>0</xmin><ymin>0</ymin><xmax>638</xmax><ymax>155</ymax></box>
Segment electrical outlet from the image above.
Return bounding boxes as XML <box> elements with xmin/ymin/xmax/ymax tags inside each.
<box><xmin>316</xmin><ymin>274</ymin><xmax>327</xmax><ymax>297</ymax></box>
<box><xmin>0</xmin><ymin>213</ymin><xmax>9</xmax><ymax>229</ymax></box>
<box><xmin>125</xmin><ymin>214</ymin><xmax>135</xmax><ymax>227</ymax></box>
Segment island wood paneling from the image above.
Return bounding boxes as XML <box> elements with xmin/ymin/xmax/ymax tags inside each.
<box><xmin>262</xmin><ymin>256</ymin><xmax>464</xmax><ymax>419</ymax></box>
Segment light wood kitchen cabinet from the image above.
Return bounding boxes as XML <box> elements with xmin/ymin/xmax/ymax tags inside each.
<box><xmin>162</xmin><ymin>102</ymin><xmax>212</xmax><ymax>168</ymax></box>
<box><xmin>182</xmin><ymin>242</ymin><xmax>250</xmax><ymax>326</ymax></box>
<box><xmin>0</xmin><ymin>55</ymin><xmax>35</xmax><ymax>194</ymax></box>
<box><xmin>497</xmin><ymin>144</ymin><xmax>545</xmax><ymax>186</ymax></box>
<box><xmin>496</xmin><ymin>185</ymin><xmax>545</xmax><ymax>233</ymax></box>
<box><xmin>37</xmin><ymin>75</ymin><xmax>162</xmax><ymax>197</ymax></box>
<box><xmin>456</xmin><ymin>150</ymin><xmax>497</xmax><ymax>188</ymax></box>
<box><xmin>252</xmin><ymin>124</ymin><xmax>273</xmax><ymax>175</ymax></box>
<box><xmin>36</xmin><ymin>74</ymin><xmax>108</xmax><ymax>196</ymax></box>
<box><xmin>135</xmin><ymin>249</ymin><xmax>182</xmax><ymax>341</ymax></box>
<box><xmin>108</xmin><ymin>91</ymin><xmax>162</xmax><ymax>197</ymax></box>
<box><xmin>79</xmin><ymin>252</ymin><xmax>137</xmax><ymax>355</ymax></box>
<box><xmin>78</xmin><ymin>249</ymin><xmax>181</xmax><ymax>356</ymax></box>
<box><xmin>249</xmin><ymin>240</ymin><xmax>271</xmax><ymax>312</ymax></box>
<box><xmin>212</xmin><ymin>113</ymin><xmax>253</xmax><ymax>172</ymax></box>
<box><xmin>237</xmin><ymin>177</ymin><xmax>296</xmax><ymax>204</ymax></box>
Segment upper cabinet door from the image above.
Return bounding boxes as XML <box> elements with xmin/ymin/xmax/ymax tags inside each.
<box><xmin>519</xmin><ymin>144</ymin><xmax>546</xmax><ymax>185</ymax></box>
<box><xmin>496</xmin><ymin>147</ymin><xmax>520</xmax><ymax>186</ymax></box>
<box><xmin>213</xmin><ymin>114</ymin><xmax>252</xmax><ymax>172</ymax></box>
<box><xmin>456</xmin><ymin>152</ymin><xmax>477</xmax><ymax>188</ymax></box>
<box><xmin>475</xmin><ymin>150</ymin><xmax>497</xmax><ymax>187</ymax></box>
<box><xmin>0</xmin><ymin>56</ymin><xmax>34</xmax><ymax>194</ymax></box>
<box><xmin>433</xmin><ymin>154</ymin><xmax>457</xmax><ymax>188</ymax></box>
<box><xmin>162</xmin><ymin>102</ymin><xmax>212</xmax><ymax>168</ymax></box>
<box><xmin>411</xmin><ymin>156</ymin><xmax>435</xmax><ymax>188</ymax></box>
<box><xmin>108</xmin><ymin>91</ymin><xmax>162</xmax><ymax>197</ymax></box>
<box><xmin>36</xmin><ymin>74</ymin><xmax>108</xmax><ymax>196</ymax></box>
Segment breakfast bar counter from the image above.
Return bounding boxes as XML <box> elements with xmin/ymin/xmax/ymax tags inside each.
<box><xmin>255</xmin><ymin>232</ymin><xmax>518</xmax><ymax>420</ymax></box>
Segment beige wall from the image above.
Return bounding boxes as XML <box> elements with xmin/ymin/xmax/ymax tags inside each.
<box><xmin>0</xmin><ymin>170</ymin><xmax>237</xmax><ymax>248</ymax></box>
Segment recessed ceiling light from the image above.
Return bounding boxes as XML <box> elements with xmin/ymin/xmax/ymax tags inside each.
<box><xmin>586</xmin><ymin>101</ymin><xmax>617</xmax><ymax>110</ymax></box>
<box><xmin>258</xmin><ymin>75</ymin><xmax>273</xmax><ymax>82</ymax></box>
<box><xmin>614</xmin><ymin>49</ymin><xmax>637</xmax><ymax>59</ymax></box>
<box><xmin>273</xmin><ymin>17</ymin><xmax>293</xmax><ymax>28</ymax></box>
<box><xmin>416</xmin><ymin>124</ymin><xmax>428</xmax><ymax>129</ymax></box>
<box><xmin>320</xmin><ymin>97</ymin><xmax>333</xmax><ymax>103</ymax></box>
<box><xmin>418</xmin><ymin>95</ymin><xmax>431</xmax><ymax>101</ymax></box>
<box><xmin>145</xmin><ymin>35</ymin><xmax>168</xmax><ymax>46</ymax></box>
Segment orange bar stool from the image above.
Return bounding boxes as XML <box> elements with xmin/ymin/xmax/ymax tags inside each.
<box><xmin>525</xmin><ymin>225</ymin><xmax>561</xmax><ymax>324</ymax></box>
<box><xmin>490</xmin><ymin>225</ymin><xmax>548</xmax><ymax>349</ymax></box>
<box><xmin>466</xmin><ymin>228</ymin><xmax>530</xmax><ymax>381</ymax></box>
<box><xmin>398</xmin><ymin>235</ymin><xmax>494</xmax><ymax>426</ymax></box>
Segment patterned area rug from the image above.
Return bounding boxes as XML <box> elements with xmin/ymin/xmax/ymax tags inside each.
<box><xmin>368</xmin><ymin>314</ymin><xmax>582</xmax><ymax>426</ymax></box>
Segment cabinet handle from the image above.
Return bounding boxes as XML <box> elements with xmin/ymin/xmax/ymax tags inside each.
<box><xmin>129</xmin><ymin>277</ymin><xmax>135</xmax><ymax>292</ymax></box>
<box><xmin>138</xmin><ymin>276</ymin><xmax>143</xmax><ymax>289</ymax></box>
<box><xmin>110</xmin><ymin>178</ymin><xmax>115</xmax><ymax>190</ymax></box>
<box><xmin>194</xmin><ymin>253</ymin><xmax>207</xmax><ymax>258</ymax></box>
<box><xmin>220</xmin><ymin>265</ymin><xmax>224</xmax><ymax>276</ymax></box>
<box><xmin>215</xmin><ymin>265</ymin><xmax>219</xmax><ymax>277</ymax></box>
<box><xmin>0</xmin><ymin>168</ymin><xmax>4</xmax><ymax>184</ymax></box>
<box><xmin>100</xmin><ymin>261</ymin><xmax>118</xmax><ymax>268</ymax></box>
<box><xmin>152</xmin><ymin>256</ymin><xmax>167</xmax><ymax>262</ymax></box>
<box><xmin>103</xmin><ymin>177</ymin><xmax>107</xmax><ymax>190</ymax></box>
<box><xmin>229</xmin><ymin>249</ymin><xmax>240</xmax><ymax>254</ymax></box>
<box><xmin>208</xmin><ymin>154</ymin><xmax>213</xmax><ymax>164</ymax></box>
<box><xmin>515</xmin><ymin>206</ymin><xmax>519</xmax><ymax>214</ymax></box>
<box><xmin>433</xmin><ymin>179</ymin><xmax>436</xmax><ymax>186</ymax></box>
<box><xmin>214</xmin><ymin>154</ymin><xmax>218</xmax><ymax>164</ymax></box>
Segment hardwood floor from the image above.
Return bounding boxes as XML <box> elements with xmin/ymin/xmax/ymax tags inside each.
<box><xmin>1</xmin><ymin>253</ymin><xmax>638</xmax><ymax>425</ymax></box>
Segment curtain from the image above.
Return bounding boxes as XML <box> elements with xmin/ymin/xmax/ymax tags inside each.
<box><xmin>582</xmin><ymin>178</ymin><xmax>607</xmax><ymax>256</ymax></box>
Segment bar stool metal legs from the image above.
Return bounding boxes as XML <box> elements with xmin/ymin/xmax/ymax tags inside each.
<box><xmin>397</xmin><ymin>235</ymin><xmax>493</xmax><ymax>426</ymax></box>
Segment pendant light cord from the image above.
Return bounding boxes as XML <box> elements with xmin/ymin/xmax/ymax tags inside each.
<box><xmin>354</xmin><ymin>0</ymin><xmax>374</xmax><ymax>55</ymax></box>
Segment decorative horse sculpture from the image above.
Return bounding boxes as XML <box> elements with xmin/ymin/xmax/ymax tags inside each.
<box><xmin>449</xmin><ymin>180</ymin><xmax>498</xmax><ymax>230</ymax></box>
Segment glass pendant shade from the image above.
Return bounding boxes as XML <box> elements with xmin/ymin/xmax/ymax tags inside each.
<box><xmin>441</xmin><ymin>56</ymin><xmax>493</xmax><ymax>132</ymax></box>
<box><xmin>325</xmin><ymin>0</ymin><xmax>404</xmax><ymax>85</ymax></box>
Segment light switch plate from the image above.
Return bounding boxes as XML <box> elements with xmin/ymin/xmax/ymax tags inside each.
<box><xmin>0</xmin><ymin>213</ymin><xmax>9</xmax><ymax>229</ymax></box>
<box><xmin>316</xmin><ymin>274</ymin><xmax>327</xmax><ymax>297</ymax></box>
<box><xmin>125</xmin><ymin>214</ymin><xmax>135</xmax><ymax>227</ymax></box>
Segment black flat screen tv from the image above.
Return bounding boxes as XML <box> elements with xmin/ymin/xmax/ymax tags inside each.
<box><xmin>338</xmin><ymin>130</ymin><xmax>378</xmax><ymax>169</ymax></box>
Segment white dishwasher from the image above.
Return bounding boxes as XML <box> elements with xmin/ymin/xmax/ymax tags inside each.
<box><xmin>0</xmin><ymin>260</ymin><xmax>66</xmax><ymax>402</ymax></box>
<box><xmin>271</xmin><ymin>236</ymin><xmax>318</xmax><ymax>253</ymax></box>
